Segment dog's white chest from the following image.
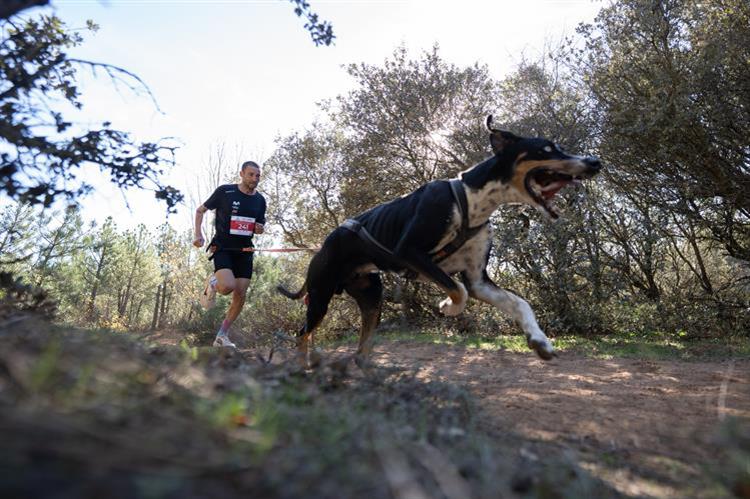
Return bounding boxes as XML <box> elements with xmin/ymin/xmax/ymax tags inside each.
<box><xmin>436</xmin><ymin>225</ymin><xmax>492</xmax><ymax>276</ymax></box>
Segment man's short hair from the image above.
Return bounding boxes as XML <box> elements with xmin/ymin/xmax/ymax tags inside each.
<box><xmin>241</xmin><ymin>161</ymin><xmax>260</xmax><ymax>171</ymax></box>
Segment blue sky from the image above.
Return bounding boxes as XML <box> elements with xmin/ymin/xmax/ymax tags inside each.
<box><xmin>32</xmin><ymin>0</ymin><xmax>604</xmax><ymax>232</ymax></box>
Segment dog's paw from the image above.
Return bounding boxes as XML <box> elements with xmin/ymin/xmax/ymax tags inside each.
<box><xmin>439</xmin><ymin>284</ymin><xmax>468</xmax><ymax>316</ymax></box>
<box><xmin>439</xmin><ymin>297</ymin><xmax>464</xmax><ymax>316</ymax></box>
<box><xmin>527</xmin><ymin>336</ymin><xmax>556</xmax><ymax>360</ymax></box>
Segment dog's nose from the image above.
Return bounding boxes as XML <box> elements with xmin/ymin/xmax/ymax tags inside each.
<box><xmin>585</xmin><ymin>157</ymin><xmax>602</xmax><ymax>172</ymax></box>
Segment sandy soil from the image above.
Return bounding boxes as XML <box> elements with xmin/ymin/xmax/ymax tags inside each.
<box><xmin>339</xmin><ymin>340</ymin><xmax>750</xmax><ymax>498</ymax></box>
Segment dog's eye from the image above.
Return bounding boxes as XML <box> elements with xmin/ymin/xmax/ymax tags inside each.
<box><xmin>543</xmin><ymin>146</ymin><xmax>553</xmax><ymax>153</ymax></box>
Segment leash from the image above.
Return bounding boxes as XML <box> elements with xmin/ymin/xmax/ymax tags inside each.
<box><xmin>244</xmin><ymin>246</ymin><xmax>318</xmax><ymax>253</ymax></box>
<box><xmin>209</xmin><ymin>245</ymin><xmax>318</xmax><ymax>254</ymax></box>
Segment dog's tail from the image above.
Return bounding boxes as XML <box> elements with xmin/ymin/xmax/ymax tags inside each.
<box><xmin>276</xmin><ymin>282</ymin><xmax>307</xmax><ymax>300</ymax></box>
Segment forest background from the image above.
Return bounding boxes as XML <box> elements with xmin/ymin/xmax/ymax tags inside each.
<box><xmin>2</xmin><ymin>0</ymin><xmax>748</xmax><ymax>347</ymax></box>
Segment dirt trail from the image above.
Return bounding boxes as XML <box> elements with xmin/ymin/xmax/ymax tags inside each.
<box><xmin>155</xmin><ymin>327</ymin><xmax>748</xmax><ymax>497</ymax></box>
<box><xmin>345</xmin><ymin>340</ymin><xmax>750</xmax><ymax>498</ymax></box>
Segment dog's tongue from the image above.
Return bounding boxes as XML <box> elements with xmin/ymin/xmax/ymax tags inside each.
<box><xmin>541</xmin><ymin>180</ymin><xmax>569</xmax><ymax>199</ymax></box>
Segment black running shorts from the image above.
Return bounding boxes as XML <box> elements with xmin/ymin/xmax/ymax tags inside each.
<box><xmin>212</xmin><ymin>250</ymin><xmax>254</xmax><ymax>279</ymax></box>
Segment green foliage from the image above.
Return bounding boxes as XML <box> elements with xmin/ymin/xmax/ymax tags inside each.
<box><xmin>0</xmin><ymin>201</ymin><xmax>213</xmax><ymax>331</ymax></box>
<box><xmin>0</xmin><ymin>14</ymin><xmax>182</xmax><ymax>210</ymax></box>
<box><xmin>236</xmin><ymin>255</ymin><xmax>308</xmax><ymax>334</ymax></box>
<box><xmin>266</xmin><ymin>3</ymin><xmax>750</xmax><ymax>341</ymax></box>
<box><xmin>3</xmin><ymin>0</ymin><xmax>750</xmax><ymax>346</ymax></box>
<box><xmin>576</xmin><ymin>0</ymin><xmax>750</xmax><ymax>262</ymax></box>
<box><xmin>288</xmin><ymin>0</ymin><xmax>335</xmax><ymax>47</ymax></box>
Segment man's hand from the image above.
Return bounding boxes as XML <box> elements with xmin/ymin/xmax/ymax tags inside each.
<box><xmin>193</xmin><ymin>236</ymin><xmax>205</xmax><ymax>248</ymax></box>
<box><xmin>254</xmin><ymin>223</ymin><xmax>265</xmax><ymax>235</ymax></box>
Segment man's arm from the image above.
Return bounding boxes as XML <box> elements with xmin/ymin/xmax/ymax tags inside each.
<box><xmin>193</xmin><ymin>204</ymin><xmax>208</xmax><ymax>247</ymax></box>
<box><xmin>254</xmin><ymin>197</ymin><xmax>267</xmax><ymax>234</ymax></box>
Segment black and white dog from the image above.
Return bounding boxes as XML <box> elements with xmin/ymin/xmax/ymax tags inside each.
<box><xmin>279</xmin><ymin>116</ymin><xmax>601</xmax><ymax>367</ymax></box>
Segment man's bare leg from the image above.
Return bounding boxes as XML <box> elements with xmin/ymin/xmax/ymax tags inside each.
<box><xmin>213</xmin><ymin>277</ymin><xmax>251</xmax><ymax>348</ymax></box>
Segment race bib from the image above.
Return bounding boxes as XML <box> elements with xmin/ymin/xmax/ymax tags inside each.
<box><xmin>230</xmin><ymin>215</ymin><xmax>255</xmax><ymax>236</ymax></box>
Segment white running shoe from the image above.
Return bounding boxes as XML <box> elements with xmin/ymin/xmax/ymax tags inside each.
<box><xmin>212</xmin><ymin>334</ymin><xmax>236</xmax><ymax>348</ymax></box>
<box><xmin>200</xmin><ymin>274</ymin><xmax>217</xmax><ymax>310</ymax></box>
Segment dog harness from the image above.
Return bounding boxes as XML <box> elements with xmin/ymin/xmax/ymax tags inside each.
<box><xmin>341</xmin><ymin>179</ymin><xmax>486</xmax><ymax>265</ymax></box>
<box><xmin>430</xmin><ymin>179</ymin><xmax>487</xmax><ymax>263</ymax></box>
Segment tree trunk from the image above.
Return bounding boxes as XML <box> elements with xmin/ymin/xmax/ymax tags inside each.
<box><xmin>119</xmin><ymin>230</ymin><xmax>146</xmax><ymax>317</ymax></box>
<box><xmin>87</xmin><ymin>244</ymin><xmax>108</xmax><ymax>319</ymax></box>
<box><xmin>159</xmin><ymin>279</ymin><xmax>169</xmax><ymax>328</ymax></box>
<box><xmin>151</xmin><ymin>283</ymin><xmax>162</xmax><ymax>330</ymax></box>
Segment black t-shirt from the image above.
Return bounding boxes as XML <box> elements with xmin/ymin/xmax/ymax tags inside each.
<box><xmin>203</xmin><ymin>184</ymin><xmax>266</xmax><ymax>248</ymax></box>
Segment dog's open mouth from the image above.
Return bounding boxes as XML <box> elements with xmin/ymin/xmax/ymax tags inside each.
<box><xmin>525</xmin><ymin>168</ymin><xmax>584</xmax><ymax>219</ymax></box>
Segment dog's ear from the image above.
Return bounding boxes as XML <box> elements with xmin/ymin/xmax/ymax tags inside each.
<box><xmin>489</xmin><ymin>130</ymin><xmax>520</xmax><ymax>154</ymax></box>
<box><xmin>486</xmin><ymin>115</ymin><xmax>495</xmax><ymax>131</ymax></box>
<box><xmin>486</xmin><ymin>115</ymin><xmax>520</xmax><ymax>153</ymax></box>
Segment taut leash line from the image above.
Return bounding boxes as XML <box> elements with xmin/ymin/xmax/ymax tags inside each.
<box><xmin>209</xmin><ymin>245</ymin><xmax>318</xmax><ymax>253</ymax></box>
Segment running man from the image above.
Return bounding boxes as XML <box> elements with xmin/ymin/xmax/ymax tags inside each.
<box><xmin>193</xmin><ymin>160</ymin><xmax>267</xmax><ymax>348</ymax></box>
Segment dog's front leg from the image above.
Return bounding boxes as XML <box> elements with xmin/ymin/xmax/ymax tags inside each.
<box><xmin>394</xmin><ymin>230</ymin><xmax>468</xmax><ymax>316</ymax></box>
<box><xmin>402</xmin><ymin>249</ymin><xmax>468</xmax><ymax>316</ymax></box>
<box><xmin>467</xmin><ymin>278</ymin><xmax>555</xmax><ymax>360</ymax></box>
<box><xmin>437</xmin><ymin>283</ymin><xmax>469</xmax><ymax>316</ymax></box>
